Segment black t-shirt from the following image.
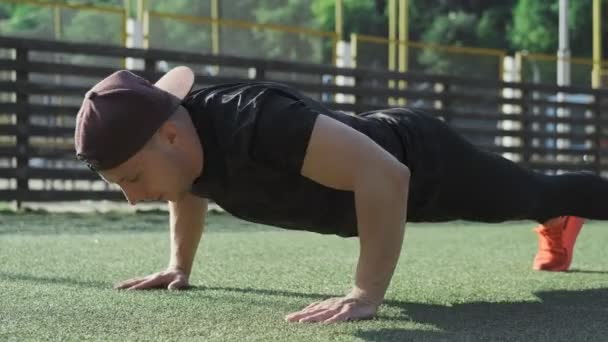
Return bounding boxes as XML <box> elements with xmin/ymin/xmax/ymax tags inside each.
<box><xmin>182</xmin><ymin>82</ymin><xmax>441</xmax><ymax>237</ymax></box>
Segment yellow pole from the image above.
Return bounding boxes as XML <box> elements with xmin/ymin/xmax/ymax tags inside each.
<box><xmin>335</xmin><ymin>0</ymin><xmax>343</xmax><ymax>41</ymax></box>
<box><xmin>350</xmin><ymin>33</ymin><xmax>358</xmax><ymax>68</ymax></box>
<box><xmin>137</xmin><ymin>0</ymin><xmax>144</xmax><ymax>21</ymax></box>
<box><xmin>388</xmin><ymin>0</ymin><xmax>396</xmax><ymax>105</ymax></box>
<box><xmin>592</xmin><ymin>0</ymin><xmax>602</xmax><ymax>88</ymax></box>
<box><xmin>141</xmin><ymin>0</ymin><xmax>149</xmax><ymax>48</ymax></box>
<box><xmin>398</xmin><ymin>0</ymin><xmax>408</xmax><ymax>105</ymax></box>
<box><xmin>53</xmin><ymin>4</ymin><xmax>61</xmax><ymax>39</ymax></box>
<box><xmin>211</xmin><ymin>0</ymin><xmax>220</xmax><ymax>55</ymax></box>
<box><xmin>123</xmin><ymin>0</ymin><xmax>131</xmax><ymax>45</ymax></box>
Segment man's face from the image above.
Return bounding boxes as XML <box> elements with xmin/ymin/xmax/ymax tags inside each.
<box><xmin>99</xmin><ymin>125</ymin><xmax>198</xmax><ymax>204</ymax></box>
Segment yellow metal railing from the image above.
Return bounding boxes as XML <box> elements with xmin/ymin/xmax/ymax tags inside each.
<box><xmin>352</xmin><ymin>33</ymin><xmax>507</xmax><ymax>78</ymax></box>
<box><xmin>351</xmin><ymin>33</ymin><xmax>508</xmax><ymax>104</ymax></box>
<box><xmin>145</xmin><ymin>10</ymin><xmax>339</xmax><ymax>65</ymax></box>
<box><xmin>518</xmin><ymin>52</ymin><xmax>608</xmax><ymax>87</ymax></box>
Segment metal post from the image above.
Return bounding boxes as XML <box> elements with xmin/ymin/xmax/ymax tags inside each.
<box><xmin>15</xmin><ymin>48</ymin><xmax>29</xmax><ymax>209</ymax></box>
<box><xmin>398</xmin><ymin>0</ymin><xmax>408</xmax><ymax>105</ymax></box>
<box><xmin>592</xmin><ymin>0</ymin><xmax>602</xmax><ymax>88</ymax></box>
<box><xmin>211</xmin><ymin>0</ymin><xmax>220</xmax><ymax>55</ymax></box>
<box><xmin>140</xmin><ymin>0</ymin><xmax>149</xmax><ymax>48</ymax></box>
<box><xmin>137</xmin><ymin>0</ymin><xmax>144</xmax><ymax>22</ymax></box>
<box><xmin>53</xmin><ymin>4</ymin><xmax>62</xmax><ymax>40</ymax></box>
<box><xmin>388</xmin><ymin>0</ymin><xmax>396</xmax><ymax>105</ymax></box>
<box><xmin>350</xmin><ymin>33</ymin><xmax>358</xmax><ymax>68</ymax></box>
<box><xmin>594</xmin><ymin>95</ymin><xmax>603</xmax><ymax>174</ymax></box>
<box><xmin>335</xmin><ymin>0</ymin><xmax>343</xmax><ymax>41</ymax></box>
<box><xmin>557</xmin><ymin>0</ymin><xmax>570</xmax><ymax>87</ymax></box>
<box><xmin>557</xmin><ymin>0</ymin><xmax>571</xmax><ymax>161</ymax></box>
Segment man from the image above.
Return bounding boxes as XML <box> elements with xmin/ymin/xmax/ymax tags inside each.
<box><xmin>75</xmin><ymin>66</ymin><xmax>597</xmax><ymax>323</ymax></box>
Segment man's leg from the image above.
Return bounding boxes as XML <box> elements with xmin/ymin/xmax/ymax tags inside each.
<box><xmin>429</xmin><ymin>118</ymin><xmax>608</xmax><ymax>270</ymax></box>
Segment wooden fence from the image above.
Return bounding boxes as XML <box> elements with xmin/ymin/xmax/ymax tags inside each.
<box><xmin>0</xmin><ymin>36</ymin><xmax>607</xmax><ymax>204</ymax></box>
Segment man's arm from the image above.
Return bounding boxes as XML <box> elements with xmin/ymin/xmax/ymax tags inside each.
<box><xmin>168</xmin><ymin>193</ymin><xmax>208</xmax><ymax>276</ymax></box>
<box><xmin>285</xmin><ymin>114</ymin><xmax>409</xmax><ymax>323</ymax></box>
<box><xmin>115</xmin><ymin>193</ymin><xmax>208</xmax><ymax>290</ymax></box>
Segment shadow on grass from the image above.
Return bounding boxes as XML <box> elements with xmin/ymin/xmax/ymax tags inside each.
<box><xmin>4</xmin><ymin>271</ymin><xmax>607</xmax><ymax>341</ymax></box>
<box><xmin>0</xmin><ymin>272</ymin><xmax>108</xmax><ymax>289</ymax></box>
<box><xmin>142</xmin><ymin>284</ymin><xmax>608</xmax><ymax>341</ymax></box>
<box><xmin>358</xmin><ymin>288</ymin><xmax>608</xmax><ymax>342</ymax></box>
<box><xmin>134</xmin><ymin>284</ymin><xmax>608</xmax><ymax>341</ymax></box>
<box><xmin>567</xmin><ymin>269</ymin><xmax>608</xmax><ymax>274</ymax></box>
<box><xmin>192</xmin><ymin>285</ymin><xmax>336</xmax><ymax>301</ymax></box>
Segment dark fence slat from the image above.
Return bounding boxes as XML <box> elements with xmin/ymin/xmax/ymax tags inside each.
<box><xmin>0</xmin><ymin>103</ymin><xmax>80</xmax><ymax>116</ymax></box>
<box><xmin>455</xmin><ymin>127</ymin><xmax>596</xmax><ymax>140</ymax></box>
<box><xmin>27</xmin><ymin>168</ymin><xmax>98</xmax><ymax>180</ymax></box>
<box><xmin>528</xmin><ymin>161</ymin><xmax>597</xmax><ymax>171</ymax></box>
<box><xmin>0</xmin><ymin>168</ymin><xmax>16</xmax><ymax>178</ymax></box>
<box><xmin>0</xmin><ymin>80</ymin><xmax>89</xmax><ymax>95</ymax></box>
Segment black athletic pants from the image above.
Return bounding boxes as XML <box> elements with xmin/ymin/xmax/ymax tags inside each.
<box><xmin>407</xmin><ymin>112</ymin><xmax>608</xmax><ymax>224</ymax></box>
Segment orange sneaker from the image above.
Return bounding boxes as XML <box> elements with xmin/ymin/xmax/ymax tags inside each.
<box><xmin>532</xmin><ymin>216</ymin><xmax>585</xmax><ymax>272</ymax></box>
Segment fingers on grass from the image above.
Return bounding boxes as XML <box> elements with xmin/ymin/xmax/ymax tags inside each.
<box><xmin>127</xmin><ymin>275</ymin><xmax>166</xmax><ymax>290</ymax></box>
<box><xmin>285</xmin><ymin>307</ymin><xmax>326</xmax><ymax>322</ymax></box>
<box><xmin>114</xmin><ymin>278</ymin><xmax>144</xmax><ymax>289</ymax></box>
<box><xmin>303</xmin><ymin>301</ymin><xmax>321</xmax><ymax>310</ymax></box>
<box><xmin>298</xmin><ymin>308</ymin><xmax>342</xmax><ymax>323</ymax></box>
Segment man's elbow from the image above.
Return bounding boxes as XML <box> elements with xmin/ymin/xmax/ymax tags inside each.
<box><xmin>385</xmin><ymin>164</ymin><xmax>410</xmax><ymax>194</ymax></box>
<box><xmin>394</xmin><ymin>164</ymin><xmax>410</xmax><ymax>185</ymax></box>
<box><xmin>356</xmin><ymin>162</ymin><xmax>410</xmax><ymax>196</ymax></box>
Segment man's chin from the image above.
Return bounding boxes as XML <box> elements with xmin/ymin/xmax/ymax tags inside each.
<box><xmin>167</xmin><ymin>191</ymin><xmax>186</xmax><ymax>203</ymax></box>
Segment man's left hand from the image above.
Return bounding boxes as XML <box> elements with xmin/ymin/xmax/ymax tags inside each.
<box><xmin>285</xmin><ymin>296</ymin><xmax>378</xmax><ymax>323</ymax></box>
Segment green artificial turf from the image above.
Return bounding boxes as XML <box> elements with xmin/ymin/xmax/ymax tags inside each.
<box><xmin>1</xmin><ymin>210</ymin><xmax>607</xmax><ymax>341</ymax></box>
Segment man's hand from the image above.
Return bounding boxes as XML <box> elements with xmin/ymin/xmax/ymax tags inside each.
<box><xmin>114</xmin><ymin>268</ymin><xmax>189</xmax><ymax>290</ymax></box>
<box><xmin>285</xmin><ymin>292</ymin><xmax>379</xmax><ymax>323</ymax></box>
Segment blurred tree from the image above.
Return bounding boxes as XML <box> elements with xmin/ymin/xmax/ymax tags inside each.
<box><xmin>147</xmin><ymin>0</ymin><xmax>211</xmax><ymax>53</ymax></box>
<box><xmin>509</xmin><ymin>0</ymin><xmax>558</xmax><ymax>53</ymax></box>
<box><xmin>413</xmin><ymin>1</ymin><xmax>515</xmax><ymax>77</ymax></box>
<box><xmin>253</xmin><ymin>0</ymin><xmax>321</xmax><ymax>62</ymax></box>
<box><xmin>63</xmin><ymin>10</ymin><xmax>122</xmax><ymax>44</ymax></box>
<box><xmin>0</xmin><ymin>4</ymin><xmax>53</xmax><ymax>39</ymax></box>
<box><xmin>510</xmin><ymin>0</ymin><xmax>608</xmax><ymax>58</ymax></box>
<box><xmin>312</xmin><ymin>0</ymin><xmax>388</xmax><ymax>67</ymax></box>
<box><xmin>418</xmin><ymin>11</ymin><xmax>484</xmax><ymax>76</ymax></box>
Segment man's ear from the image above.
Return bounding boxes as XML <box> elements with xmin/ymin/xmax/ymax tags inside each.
<box><xmin>158</xmin><ymin>120</ymin><xmax>178</xmax><ymax>145</ymax></box>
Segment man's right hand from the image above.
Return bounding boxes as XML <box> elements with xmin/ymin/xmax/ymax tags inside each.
<box><xmin>114</xmin><ymin>268</ymin><xmax>189</xmax><ymax>290</ymax></box>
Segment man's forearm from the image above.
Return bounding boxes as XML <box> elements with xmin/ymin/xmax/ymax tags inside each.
<box><xmin>168</xmin><ymin>193</ymin><xmax>208</xmax><ymax>276</ymax></box>
<box><xmin>350</xmin><ymin>168</ymin><xmax>409</xmax><ymax>305</ymax></box>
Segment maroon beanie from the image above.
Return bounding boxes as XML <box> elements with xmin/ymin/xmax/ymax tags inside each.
<box><xmin>74</xmin><ymin>66</ymin><xmax>194</xmax><ymax>171</ymax></box>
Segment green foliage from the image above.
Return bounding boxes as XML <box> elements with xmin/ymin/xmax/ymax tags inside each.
<box><xmin>147</xmin><ymin>0</ymin><xmax>211</xmax><ymax>53</ymax></box>
<box><xmin>62</xmin><ymin>10</ymin><xmax>122</xmax><ymax>44</ymax></box>
<box><xmin>510</xmin><ymin>0</ymin><xmax>559</xmax><ymax>53</ymax></box>
<box><xmin>417</xmin><ymin>12</ymin><xmax>482</xmax><ymax>76</ymax></box>
<box><xmin>0</xmin><ymin>4</ymin><xmax>53</xmax><ymax>39</ymax></box>
<box><xmin>312</xmin><ymin>0</ymin><xmax>387</xmax><ymax>37</ymax></box>
<box><xmin>476</xmin><ymin>6</ymin><xmax>513</xmax><ymax>49</ymax></box>
<box><xmin>254</xmin><ymin>0</ymin><xmax>322</xmax><ymax>62</ymax></box>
